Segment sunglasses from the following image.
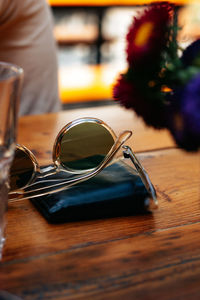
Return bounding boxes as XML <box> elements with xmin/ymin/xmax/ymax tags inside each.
<box><xmin>9</xmin><ymin>117</ymin><xmax>157</xmax><ymax>209</ymax></box>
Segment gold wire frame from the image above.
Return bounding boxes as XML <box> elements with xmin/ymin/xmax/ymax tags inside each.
<box><xmin>9</xmin><ymin>118</ymin><xmax>158</xmax><ymax>210</ymax></box>
<box><xmin>53</xmin><ymin>117</ymin><xmax>117</xmax><ymax>173</ymax></box>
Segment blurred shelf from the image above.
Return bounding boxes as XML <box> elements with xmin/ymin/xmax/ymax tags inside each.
<box><xmin>54</xmin><ymin>24</ymin><xmax>115</xmax><ymax>46</ymax></box>
<box><xmin>56</xmin><ymin>37</ymin><xmax>115</xmax><ymax>46</ymax></box>
<box><xmin>54</xmin><ymin>23</ymin><xmax>98</xmax><ymax>45</ymax></box>
<box><xmin>51</xmin><ymin>5</ymin><xmax>114</xmax><ymax>63</ymax></box>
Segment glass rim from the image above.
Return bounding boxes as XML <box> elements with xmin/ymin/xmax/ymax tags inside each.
<box><xmin>0</xmin><ymin>61</ymin><xmax>24</xmax><ymax>82</ymax></box>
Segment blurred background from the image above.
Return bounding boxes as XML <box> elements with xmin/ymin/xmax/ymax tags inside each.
<box><xmin>47</xmin><ymin>0</ymin><xmax>200</xmax><ymax>110</ymax></box>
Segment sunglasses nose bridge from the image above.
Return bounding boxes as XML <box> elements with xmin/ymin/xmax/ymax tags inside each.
<box><xmin>52</xmin><ymin>129</ymin><xmax>64</xmax><ymax>167</ymax></box>
<box><xmin>54</xmin><ymin>142</ymin><xmax>61</xmax><ymax>159</ymax></box>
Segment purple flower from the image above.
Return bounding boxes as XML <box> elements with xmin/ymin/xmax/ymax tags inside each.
<box><xmin>167</xmin><ymin>74</ymin><xmax>200</xmax><ymax>151</ymax></box>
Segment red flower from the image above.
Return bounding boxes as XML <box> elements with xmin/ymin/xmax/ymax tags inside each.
<box><xmin>126</xmin><ymin>2</ymin><xmax>173</xmax><ymax>68</ymax></box>
<box><xmin>113</xmin><ymin>74</ymin><xmax>166</xmax><ymax>128</ymax></box>
<box><xmin>113</xmin><ymin>74</ymin><xmax>140</xmax><ymax>109</ymax></box>
<box><xmin>113</xmin><ymin>3</ymin><xmax>174</xmax><ymax>129</ymax></box>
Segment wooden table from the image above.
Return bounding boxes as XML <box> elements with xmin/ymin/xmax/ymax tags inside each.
<box><xmin>0</xmin><ymin>105</ymin><xmax>200</xmax><ymax>299</ymax></box>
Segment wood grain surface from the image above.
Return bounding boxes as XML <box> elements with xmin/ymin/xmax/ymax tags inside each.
<box><xmin>0</xmin><ymin>105</ymin><xmax>199</xmax><ymax>300</ymax></box>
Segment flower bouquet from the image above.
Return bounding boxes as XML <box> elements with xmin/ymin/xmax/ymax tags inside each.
<box><xmin>113</xmin><ymin>2</ymin><xmax>200</xmax><ymax>151</ymax></box>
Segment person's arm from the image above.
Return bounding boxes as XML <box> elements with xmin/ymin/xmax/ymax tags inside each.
<box><xmin>0</xmin><ymin>0</ymin><xmax>61</xmax><ymax>116</ymax></box>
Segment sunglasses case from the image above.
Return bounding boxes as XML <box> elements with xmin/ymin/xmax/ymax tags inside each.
<box><xmin>31</xmin><ymin>160</ymin><xmax>150</xmax><ymax>223</ymax></box>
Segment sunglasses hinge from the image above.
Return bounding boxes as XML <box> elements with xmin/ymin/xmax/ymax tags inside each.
<box><xmin>38</xmin><ymin>165</ymin><xmax>57</xmax><ymax>178</ymax></box>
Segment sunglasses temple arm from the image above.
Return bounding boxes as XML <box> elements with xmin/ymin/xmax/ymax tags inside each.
<box><xmin>10</xmin><ymin>131</ymin><xmax>132</xmax><ymax>200</ymax></box>
<box><xmin>122</xmin><ymin>146</ymin><xmax>158</xmax><ymax>210</ymax></box>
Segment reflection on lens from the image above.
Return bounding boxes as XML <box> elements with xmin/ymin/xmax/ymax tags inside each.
<box><xmin>9</xmin><ymin>147</ymin><xmax>34</xmax><ymax>190</ymax></box>
<box><xmin>60</xmin><ymin>122</ymin><xmax>115</xmax><ymax>171</ymax></box>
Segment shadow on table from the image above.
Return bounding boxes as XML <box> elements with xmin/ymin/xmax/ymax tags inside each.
<box><xmin>0</xmin><ymin>291</ymin><xmax>23</xmax><ymax>300</ymax></box>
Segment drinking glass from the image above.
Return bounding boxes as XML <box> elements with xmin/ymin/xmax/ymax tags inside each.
<box><xmin>0</xmin><ymin>62</ymin><xmax>23</xmax><ymax>259</ymax></box>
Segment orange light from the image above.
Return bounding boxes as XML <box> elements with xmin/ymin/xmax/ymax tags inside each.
<box><xmin>47</xmin><ymin>0</ymin><xmax>191</xmax><ymax>6</ymax></box>
<box><xmin>134</xmin><ymin>22</ymin><xmax>154</xmax><ymax>47</ymax></box>
<box><xmin>162</xmin><ymin>86</ymin><xmax>172</xmax><ymax>93</ymax></box>
<box><xmin>58</xmin><ymin>64</ymin><xmax>123</xmax><ymax>103</ymax></box>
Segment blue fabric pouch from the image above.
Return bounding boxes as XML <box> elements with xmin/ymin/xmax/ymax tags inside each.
<box><xmin>31</xmin><ymin>160</ymin><xmax>149</xmax><ymax>223</ymax></box>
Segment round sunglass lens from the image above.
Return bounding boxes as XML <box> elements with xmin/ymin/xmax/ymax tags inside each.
<box><xmin>9</xmin><ymin>147</ymin><xmax>35</xmax><ymax>191</ymax></box>
<box><xmin>59</xmin><ymin>122</ymin><xmax>115</xmax><ymax>171</ymax></box>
